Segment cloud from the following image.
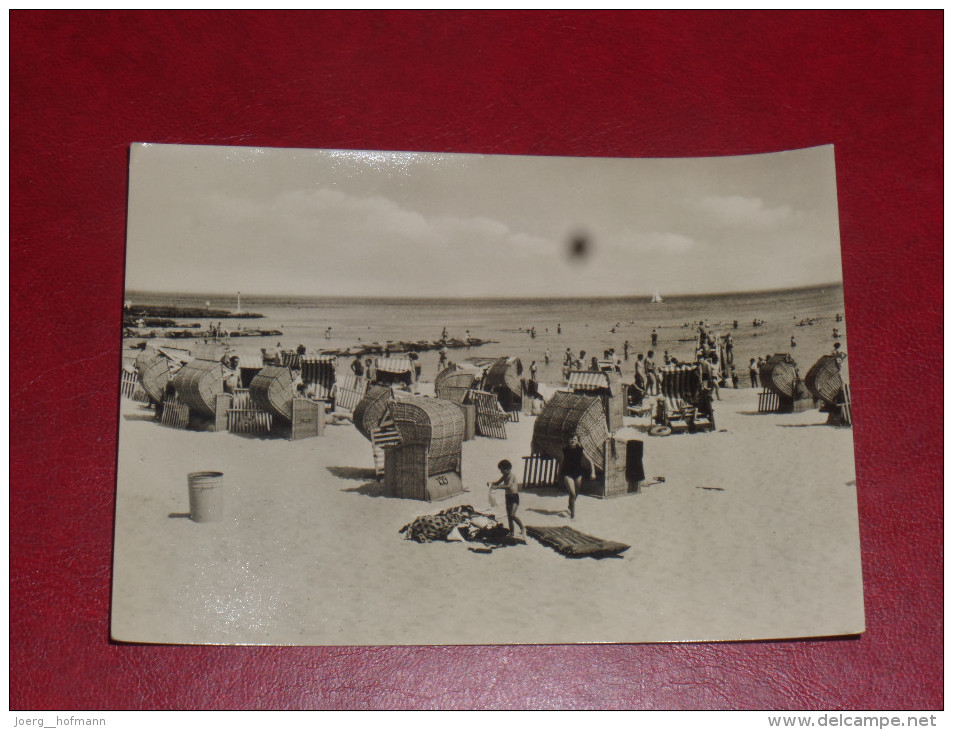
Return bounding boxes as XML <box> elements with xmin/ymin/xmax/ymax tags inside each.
<box><xmin>171</xmin><ymin>188</ymin><xmax>565</xmax><ymax>296</ymax></box>
<box><xmin>698</xmin><ymin>195</ymin><xmax>795</xmax><ymax>228</ymax></box>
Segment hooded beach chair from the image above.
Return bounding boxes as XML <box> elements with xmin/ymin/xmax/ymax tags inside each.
<box><xmin>656</xmin><ymin>364</ymin><xmax>715</xmax><ymax>433</ymax></box>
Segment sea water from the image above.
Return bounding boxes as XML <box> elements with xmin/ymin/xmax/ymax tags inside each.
<box><xmin>124</xmin><ymin>284</ymin><xmax>847</xmax><ymax>385</ymax></box>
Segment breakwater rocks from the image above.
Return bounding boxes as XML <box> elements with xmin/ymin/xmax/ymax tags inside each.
<box><xmin>322</xmin><ymin>338</ymin><xmax>496</xmax><ymax>358</ymax></box>
<box><xmin>124</xmin><ymin>328</ymin><xmax>283</xmax><ymax>340</ymax></box>
<box><xmin>124</xmin><ymin>305</ymin><xmax>263</xmax><ymax>320</ymax></box>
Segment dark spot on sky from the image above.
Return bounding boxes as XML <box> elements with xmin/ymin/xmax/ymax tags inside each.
<box><xmin>569</xmin><ymin>234</ymin><xmax>591</xmax><ymax>261</ymax></box>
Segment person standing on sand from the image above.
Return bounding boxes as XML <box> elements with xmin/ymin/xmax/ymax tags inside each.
<box><xmin>635</xmin><ymin>353</ymin><xmax>646</xmax><ymax>392</ymax></box>
<box><xmin>645</xmin><ymin>351</ymin><xmax>658</xmax><ymax>395</ymax></box>
<box><xmin>544</xmin><ymin>348</ymin><xmax>551</xmax><ymax>365</ymax></box>
<box><xmin>623</xmin><ymin>340</ymin><xmax>631</xmax><ymax>360</ymax></box>
<box><xmin>562</xmin><ymin>435</ymin><xmax>595</xmax><ymax>520</ymax></box>
<box><xmin>749</xmin><ymin>358</ymin><xmax>759</xmax><ymax>388</ymax></box>
<box><xmin>651</xmin><ymin>329</ymin><xmax>658</xmax><ymax>346</ymax></box>
<box><xmin>699</xmin><ymin>355</ymin><xmax>720</xmax><ymax>401</ymax></box>
<box><xmin>488</xmin><ymin>459</ymin><xmax>525</xmax><ymax>540</ymax></box>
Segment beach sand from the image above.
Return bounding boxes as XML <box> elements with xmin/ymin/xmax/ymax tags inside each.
<box><xmin>111</xmin><ymin>382</ymin><xmax>864</xmax><ymax>646</ymax></box>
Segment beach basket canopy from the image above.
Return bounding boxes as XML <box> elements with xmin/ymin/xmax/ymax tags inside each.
<box><xmin>173</xmin><ymin>358</ymin><xmax>223</xmax><ymax>418</ymax></box>
<box><xmin>659</xmin><ymin>364</ymin><xmax>703</xmax><ymax>403</ymax></box>
<box><xmin>249</xmin><ymin>365</ymin><xmax>295</xmax><ymax>421</ymax></box>
<box><xmin>434</xmin><ymin>366</ymin><xmax>478</xmax><ymax>404</ymax></box>
<box><xmin>532</xmin><ymin>391</ymin><xmax>607</xmax><ymax>472</ymax></box>
<box><xmin>567</xmin><ymin>370</ymin><xmax>613</xmax><ymax>393</ymax></box>
<box><xmin>353</xmin><ymin>384</ymin><xmax>396</xmax><ymax>441</ymax></box>
<box><xmin>759</xmin><ymin>353</ymin><xmax>799</xmax><ymax>399</ymax></box>
<box><xmin>137</xmin><ymin>352</ymin><xmax>171</xmax><ymax>403</ymax></box>
<box><xmin>386</xmin><ymin>397</ymin><xmax>465</xmax><ymax>476</ymax></box>
<box><xmin>484</xmin><ymin>356</ymin><xmax>523</xmax><ymax>396</ymax></box>
<box><xmin>804</xmin><ymin>355</ymin><xmax>844</xmax><ymax>405</ymax></box>
<box><xmin>375</xmin><ymin>357</ymin><xmax>414</xmax><ymax>375</ymax></box>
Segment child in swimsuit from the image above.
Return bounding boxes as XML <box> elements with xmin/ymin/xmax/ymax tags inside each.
<box><xmin>488</xmin><ymin>459</ymin><xmax>525</xmax><ymax>540</ymax></box>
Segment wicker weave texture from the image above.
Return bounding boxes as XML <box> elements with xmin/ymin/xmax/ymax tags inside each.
<box><xmin>483</xmin><ymin>357</ymin><xmax>523</xmax><ymax>407</ymax></box>
<box><xmin>387</xmin><ymin>397</ymin><xmax>464</xmax><ymax>476</ymax></box>
<box><xmin>137</xmin><ymin>354</ymin><xmax>170</xmax><ymax>403</ymax></box>
<box><xmin>759</xmin><ymin>353</ymin><xmax>799</xmax><ymax>399</ymax></box>
<box><xmin>532</xmin><ymin>391</ymin><xmax>607</xmax><ymax>472</ymax></box>
<box><xmin>134</xmin><ymin>347</ymin><xmax>157</xmax><ymax>372</ymax></box>
<box><xmin>172</xmin><ymin>359</ymin><xmax>223</xmax><ymax>418</ymax></box>
<box><xmin>353</xmin><ymin>385</ymin><xmax>395</xmax><ymax>441</ymax></box>
<box><xmin>248</xmin><ymin>366</ymin><xmax>295</xmax><ymax>421</ymax></box>
<box><xmin>434</xmin><ymin>367</ymin><xmax>477</xmax><ymax>404</ymax></box>
<box><xmin>804</xmin><ymin>355</ymin><xmax>844</xmax><ymax>405</ymax></box>
<box><xmin>384</xmin><ymin>445</ymin><xmax>429</xmax><ymax>500</ymax></box>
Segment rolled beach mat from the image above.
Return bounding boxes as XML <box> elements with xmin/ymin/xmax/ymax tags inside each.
<box><xmin>187</xmin><ymin>471</ymin><xmax>224</xmax><ymax>523</ymax></box>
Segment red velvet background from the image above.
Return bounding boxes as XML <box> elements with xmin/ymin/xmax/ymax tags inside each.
<box><xmin>10</xmin><ymin>11</ymin><xmax>942</xmax><ymax>710</ymax></box>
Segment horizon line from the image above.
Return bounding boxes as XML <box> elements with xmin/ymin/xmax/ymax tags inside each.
<box><xmin>124</xmin><ymin>281</ymin><xmax>844</xmax><ymax>303</ymax></box>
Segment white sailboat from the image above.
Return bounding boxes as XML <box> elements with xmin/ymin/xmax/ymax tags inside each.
<box><xmin>651</xmin><ymin>290</ymin><xmax>663</xmax><ymax>303</ymax></box>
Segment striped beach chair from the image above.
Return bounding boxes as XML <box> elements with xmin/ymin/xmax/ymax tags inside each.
<box><xmin>281</xmin><ymin>350</ymin><xmax>303</xmax><ymax>370</ymax></box>
<box><xmin>657</xmin><ymin>364</ymin><xmax>714</xmax><ymax>433</ymax></box>
<box><xmin>301</xmin><ymin>355</ymin><xmax>336</xmax><ymax>401</ymax></box>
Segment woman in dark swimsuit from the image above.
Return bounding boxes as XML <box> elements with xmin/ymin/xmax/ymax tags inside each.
<box><xmin>562</xmin><ymin>435</ymin><xmax>594</xmax><ymax>519</ymax></box>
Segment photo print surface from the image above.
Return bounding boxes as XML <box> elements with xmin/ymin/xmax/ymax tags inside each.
<box><xmin>113</xmin><ymin>143</ymin><xmax>863</xmax><ymax>645</ymax></box>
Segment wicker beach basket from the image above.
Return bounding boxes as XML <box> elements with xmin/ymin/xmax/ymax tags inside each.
<box><xmin>137</xmin><ymin>352</ymin><xmax>171</xmax><ymax>403</ymax></box>
<box><xmin>173</xmin><ymin>358</ymin><xmax>224</xmax><ymax>418</ymax></box>
<box><xmin>248</xmin><ymin>365</ymin><xmax>296</xmax><ymax>422</ymax></box>
<box><xmin>434</xmin><ymin>366</ymin><xmax>478</xmax><ymax>404</ymax></box>
<box><xmin>134</xmin><ymin>347</ymin><xmax>158</xmax><ymax>372</ymax></box>
<box><xmin>191</xmin><ymin>342</ymin><xmax>228</xmax><ymax>362</ymax></box>
<box><xmin>353</xmin><ymin>384</ymin><xmax>396</xmax><ymax>441</ymax></box>
<box><xmin>483</xmin><ymin>356</ymin><xmax>523</xmax><ymax>411</ymax></box>
<box><xmin>386</xmin><ymin>397</ymin><xmax>464</xmax><ymax>476</ymax></box>
<box><xmin>532</xmin><ymin>391</ymin><xmax>607</xmax><ymax>472</ymax></box>
<box><xmin>759</xmin><ymin>354</ymin><xmax>799</xmax><ymax>399</ymax></box>
<box><xmin>804</xmin><ymin>355</ymin><xmax>844</xmax><ymax>406</ymax></box>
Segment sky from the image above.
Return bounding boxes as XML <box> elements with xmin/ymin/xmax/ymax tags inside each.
<box><xmin>125</xmin><ymin>143</ymin><xmax>843</xmax><ymax>298</ymax></box>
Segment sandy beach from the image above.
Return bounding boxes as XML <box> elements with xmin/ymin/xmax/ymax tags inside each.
<box><xmin>111</xmin><ymin>377</ymin><xmax>863</xmax><ymax>646</ymax></box>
